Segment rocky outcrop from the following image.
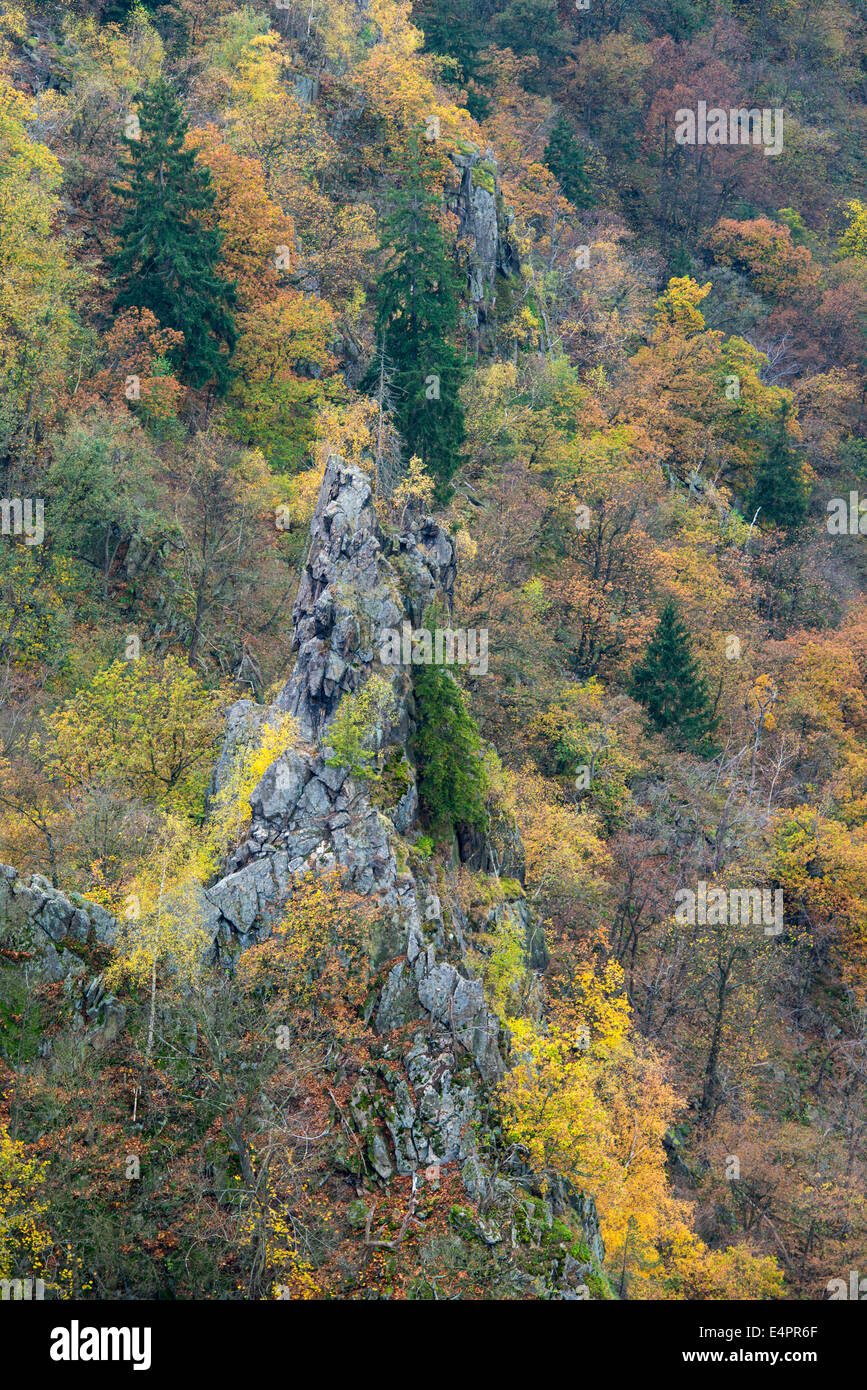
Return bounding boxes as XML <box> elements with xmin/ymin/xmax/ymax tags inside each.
<box><xmin>0</xmin><ymin>864</ymin><xmax>117</xmax><ymax>982</ymax></box>
<box><xmin>200</xmin><ymin>456</ymin><xmax>513</xmax><ymax>1181</ymax></box>
<box><xmin>448</xmin><ymin>147</ymin><xmax>521</xmax><ymax>355</ymax></box>
<box><xmin>195</xmin><ymin>454</ymin><xmax>607</xmax><ymax>1291</ymax></box>
<box><xmin>273</xmin><ymin>454</ymin><xmax>455</xmax><ymax>742</ymax></box>
<box><xmin>0</xmin><ymin>865</ymin><xmax>125</xmax><ymax>1049</ymax></box>
<box><xmin>0</xmin><ymin>453</ymin><xmax>606</xmax><ymax>1294</ymax></box>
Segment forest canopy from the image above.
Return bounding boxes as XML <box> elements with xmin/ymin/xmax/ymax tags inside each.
<box><xmin>0</xmin><ymin>0</ymin><xmax>864</xmax><ymax>1317</ymax></box>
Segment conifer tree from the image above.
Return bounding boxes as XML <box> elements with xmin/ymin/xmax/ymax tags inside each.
<box><xmin>629</xmin><ymin>601</ymin><xmax>718</xmax><ymax>753</ymax></box>
<box><xmin>415</xmin><ymin>0</ymin><xmax>491</xmax><ymax>120</ymax></box>
<box><xmin>104</xmin><ymin>0</ymin><xmax>160</xmax><ymax>19</ymax></box>
<box><xmin>412</xmin><ymin>664</ymin><xmax>487</xmax><ymax>832</ymax></box>
<box><xmin>364</xmin><ymin>145</ymin><xmax>466</xmax><ymax>496</ymax></box>
<box><xmin>745</xmin><ymin>401</ymin><xmax>810</xmax><ymax>531</ymax></box>
<box><xmin>111</xmin><ymin>78</ymin><xmax>237</xmax><ymax>393</ymax></box>
<box><xmin>543</xmin><ymin>116</ymin><xmax>594</xmax><ymax>209</ymax></box>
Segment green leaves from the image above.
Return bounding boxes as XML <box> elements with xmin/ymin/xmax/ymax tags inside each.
<box><xmin>38</xmin><ymin>654</ymin><xmax>224</xmax><ymax>817</ymax></box>
<box><xmin>324</xmin><ymin>674</ymin><xmax>398</xmax><ymax>780</ymax></box>
<box><xmin>543</xmin><ymin>117</ymin><xmax>594</xmax><ymax>210</ymax></box>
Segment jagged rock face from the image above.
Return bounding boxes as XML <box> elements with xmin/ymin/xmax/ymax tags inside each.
<box><xmin>274</xmin><ymin>455</ymin><xmax>455</xmax><ymax>742</ymax></box>
<box><xmin>200</xmin><ymin>456</ymin><xmax>510</xmax><ymax>1182</ymax></box>
<box><xmin>0</xmin><ymin>865</ymin><xmax>125</xmax><ymax>1048</ymax></box>
<box><xmin>0</xmin><ymin>864</ymin><xmax>117</xmax><ymax>982</ymax></box>
<box><xmin>448</xmin><ymin>149</ymin><xmax>521</xmax><ymax>353</ymax></box>
<box><xmin>203</xmin><ymin>453</ymin><xmax>461</xmax><ymax>930</ymax></box>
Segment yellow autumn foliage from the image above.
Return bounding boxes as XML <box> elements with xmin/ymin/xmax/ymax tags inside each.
<box><xmin>500</xmin><ymin>963</ymin><xmax>784</xmax><ymax>1298</ymax></box>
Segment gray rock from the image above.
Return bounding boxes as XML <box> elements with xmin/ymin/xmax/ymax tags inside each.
<box><xmin>0</xmin><ymin>866</ymin><xmax>118</xmax><ymax>981</ymax></box>
<box><xmin>316</xmin><ymin>759</ymin><xmax>347</xmax><ymax>793</ymax></box>
<box><xmin>391</xmin><ymin>780</ymin><xmax>418</xmax><ymax>833</ymax></box>
<box><xmin>204</xmin><ymin>854</ymin><xmax>289</xmax><ymax>935</ymax></box>
<box><xmin>249</xmin><ymin>750</ymin><xmax>310</xmax><ymax>821</ymax></box>
<box><xmin>369</xmin><ymin>1131</ymin><xmax>393</xmax><ymax>1181</ymax></box>
<box><xmin>296</xmin><ymin>776</ymin><xmax>332</xmax><ymax>819</ymax></box>
<box><xmin>210</xmin><ymin>700</ymin><xmax>267</xmax><ymax>799</ymax></box>
<box><xmin>189</xmin><ymin>450</ymin><xmax>561</xmax><ymax>1226</ymax></box>
<box><xmin>447</xmin><ymin>149</ymin><xmax>521</xmax><ymax>351</ymax></box>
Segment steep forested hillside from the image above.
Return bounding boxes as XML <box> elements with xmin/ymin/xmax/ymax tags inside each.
<box><xmin>0</xmin><ymin>0</ymin><xmax>865</xmax><ymax>1315</ymax></box>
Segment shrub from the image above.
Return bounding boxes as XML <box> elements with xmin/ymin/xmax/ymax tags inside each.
<box><xmin>325</xmin><ymin>675</ymin><xmax>397</xmax><ymax>780</ymax></box>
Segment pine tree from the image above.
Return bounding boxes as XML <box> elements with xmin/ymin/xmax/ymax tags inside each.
<box><xmin>543</xmin><ymin>117</ymin><xmax>594</xmax><ymax>209</ymax></box>
<box><xmin>412</xmin><ymin>664</ymin><xmax>487</xmax><ymax>832</ymax></box>
<box><xmin>111</xmin><ymin>78</ymin><xmax>237</xmax><ymax>393</ymax></box>
<box><xmin>629</xmin><ymin>601</ymin><xmax>718</xmax><ymax>752</ymax></box>
<box><xmin>745</xmin><ymin>401</ymin><xmax>810</xmax><ymax>531</ymax></box>
<box><xmin>364</xmin><ymin>146</ymin><xmax>466</xmax><ymax>496</ymax></box>
<box><xmin>414</xmin><ymin>0</ymin><xmax>491</xmax><ymax>120</ymax></box>
<box><xmin>104</xmin><ymin>0</ymin><xmax>161</xmax><ymax>19</ymax></box>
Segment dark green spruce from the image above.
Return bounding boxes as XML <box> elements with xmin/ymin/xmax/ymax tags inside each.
<box><xmin>110</xmin><ymin>77</ymin><xmax>237</xmax><ymax>393</ymax></box>
<box><xmin>412</xmin><ymin>663</ymin><xmax>488</xmax><ymax>833</ymax></box>
<box><xmin>364</xmin><ymin>145</ymin><xmax>466</xmax><ymax>496</ymax></box>
<box><xmin>629</xmin><ymin>600</ymin><xmax>719</xmax><ymax>753</ymax></box>
<box><xmin>543</xmin><ymin>116</ymin><xmax>594</xmax><ymax>209</ymax></box>
<box><xmin>745</xmin><ymin>401</ymin><xmax>811</xmax><ymax>532</ymax></box>
<box><xmin>414</xmin><ymin>0</ymin><xmax>492</xmax><ymax>119</ymax></box>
